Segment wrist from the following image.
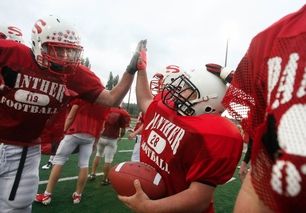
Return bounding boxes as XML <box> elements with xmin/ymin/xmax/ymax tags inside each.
<box><xmin>125</xmin><ymin>69</ymin><xmax>136</xmax><ymax>75</ymax></box>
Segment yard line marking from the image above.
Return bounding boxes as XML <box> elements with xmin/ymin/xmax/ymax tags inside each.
<box><xmin>38</xmin><ymin>172</ymin><xmax>104</xmax><ymax>185</ymax></box>
<box><xmin>118</xmin><ymin>149</ymin><xmax>133</xmax><ymax>153</ymax></box>
<box><xmin>39</xmin><ymin>172</ymin><xmax>236</xmax><ymax>185</ymax></box>
<box><xmin>226</xmin><ymin>177</ymin><xmax>236</xmax><ymax>184</ymax></box>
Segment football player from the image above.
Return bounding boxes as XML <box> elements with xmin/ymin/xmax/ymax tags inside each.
<box><xmin>128</xmin><ymin>112</ymin><xmax>144</xmax><ymax>162</ymax></box>
<box><xmin>89</xmin><ymin>106</ymin><xmax>130</xmax><ymax>185</ymax></box>
<box><xmin>223</xmin><ymin>5</ymin><xmax>306</xmax><ymax>213</ymax></box>
<box><xmin>0</xmin><ymin>14</ymin><xmax>145</xmax><ymax>212</ymax></box>
<box><xmin>0</xmin><ymin>25</ymin><xmax>24</xmax><ymax>43</ymax></box>
<box><xmin>40</xmin><ymin>103</ymin><xmax>71</xmax><ymax>167</ymax></box>
<box><xmin>118</xmin><ymin>42</ymin><xmax>243</xmax><ymax>213</ymax></box>
<box><xmin>35</xmin><ymin>99</ymin><xmax>109</xmax><ymax>205</ymax></box>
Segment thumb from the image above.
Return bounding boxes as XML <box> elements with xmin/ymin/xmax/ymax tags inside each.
<box><xmin>134</xmin><ymin>179</ymin><xmax>143</xmax><ymax>193</ymax></box>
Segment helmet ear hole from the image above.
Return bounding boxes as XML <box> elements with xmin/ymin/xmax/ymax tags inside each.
<box><xmin>205</xmin><ymin>106</ymin><xmax>213</xmax><ymax>113</ymax></box>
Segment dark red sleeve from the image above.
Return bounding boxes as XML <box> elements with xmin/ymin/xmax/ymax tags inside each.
<box><xmin>67</xmin><ymin>65</ymin><xmax>104</xmax><ymax>103</ymax></box>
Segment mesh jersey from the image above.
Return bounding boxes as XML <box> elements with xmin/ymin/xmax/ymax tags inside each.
<box><xmin>0</xmin><ymin>40</ymin><xmax>104</xmax><ymax>146</ymax></box>
<box><xmin>222</xmin><ymin>5</ymin><xmax>306</xmax><ymax>212</ymax></box>
<box><xmin>101</xmin><ymin>107</ymin><xmax>131</xmax><ymax>139</ymax></box>
<box><xmin>140</xmin><ymin>98</ymin><xmax>243</xmax><ymax>212</ymax></box>
<box><xmin>66</xmin><ymin>99</ymin><xmax>109</xmax><ymax>138</ymax></box>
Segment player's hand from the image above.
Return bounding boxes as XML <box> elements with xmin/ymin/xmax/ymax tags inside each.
<box><xmin>206</xmin><ymin>63</ymin><xmax>222</xmax><ymax>73</ymax></box>
<box><xmin>205</xmin><ymin>63</ymin><xmax>234</xmax><ymax>83</ymax></box>
<box><xmin>0</xmin><ymin>82</ymin><xmax>10</xmax><ymax>95</ymax></box>
<box><xmin>0</xmin><ymin>74</ymin><xmax>11</xmax><ymax>94</ymax></box>
<box><xmin>118</xmin><ymin>179</ymin><xmax>150</xmax><ymax>213</ymax></box>
<box><xmin>128</xmin><ymin>132</ymin><xmax>136</xmax><ymax>140</ymax></box>
<box><xmin>126</xmin><ymin>40</ymin><xmax>147</xmax><ymax>74</ymax></box>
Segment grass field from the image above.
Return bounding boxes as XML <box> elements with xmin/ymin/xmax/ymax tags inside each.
<box><xmin>33</xmin><ymin>135</ymin><xmax>244</xmax><ymax>213</ymax></box>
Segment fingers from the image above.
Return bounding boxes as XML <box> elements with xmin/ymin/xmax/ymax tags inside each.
<box><xmin>126</xmin><ymin>39</ymin><xmax>147</xmax><ymax>74</ymax></box>
<box><xmin>136</xmin><ymin>41</ymin><xmax>143</xmax><ymax>52</ymax></box>
<box><xmin>142</xmin><ymin>39</ymin><xmax>147</xmax><ymax>50</ymax></box>
<box><xmin>117</xmin><ymin>179</ymin><xmax>142</xmax><ymax>201</ymax></box>
<box><xmin>118</xmin><ymin>195</ymin><xmax>133</xmax><ymax>209</ymax></box>
<box><xmin>136</xmin><ymin>39</ymin><xmax>147</xmax><ymax>52</ymax></box>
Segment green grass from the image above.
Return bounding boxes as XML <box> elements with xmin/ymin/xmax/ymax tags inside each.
<box><xmin>33</xmin><ymin>135</ymin><xmax>243</xmax><ymax>213</ymax></box>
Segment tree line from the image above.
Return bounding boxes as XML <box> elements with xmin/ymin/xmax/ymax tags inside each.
<box><xmin>81</xmin><ymin>57</ymin><xmax>140</xmax><ymax>117</ymax></box>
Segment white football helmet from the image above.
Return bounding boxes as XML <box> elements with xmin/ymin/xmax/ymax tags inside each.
<box><xmin>150</xmin><ymin>65</ymin><xmax>184</xmax><ymax>96</ymax></box>
<box><xmin>31</xmin><ymin>15</ymin><xmax>83</xmax><ymax>74</ymax></box>
<box><xmin>162</xmin><ymin>67</ymin><xmax>227</xmax><ymax>116</ymax></box>
<box><xmin>0</xmin><ymin>25</ymin><xmax>24</xmax><ymax>43</ymax></box>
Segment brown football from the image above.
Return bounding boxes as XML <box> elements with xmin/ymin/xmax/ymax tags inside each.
<box><xmin>109</xmin><ymin>161</ymin><xmax>166</xmax><ymax>200</ymax></box>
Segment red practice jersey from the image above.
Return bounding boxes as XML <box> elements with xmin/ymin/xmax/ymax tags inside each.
<box><xmin>223</xmin><ymin>5</ymin><xmax>306</xmax><ymax>212</ymax></box>
<box><xmin>40</xmin><ymin>104</ymin><xmax>69</xmax><ymax>155</ymax></box>
<box><xmin>101</xmin><ymin>107</ymin><xmax>131</xmax><ymax>139</ymax></box>
<box><xmin>140</xmin><ymin>98</ymin><xmax>243</xmax><ymax>213</ymax></box>
<box><xmin>0</xmin><ymin>41</ymin><xmax>104</xmax><ymax>146</ymax></box>
<box><xmin>65</xmin><ymin>99</ymin><xmax>109</xmax><ymax>138</ymax></box>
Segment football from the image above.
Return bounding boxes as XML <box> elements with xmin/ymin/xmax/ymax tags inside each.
<box><xmin>108</xmin><ymin>161</ymin><xmax>166</xmax><ymax>199</ymax></box>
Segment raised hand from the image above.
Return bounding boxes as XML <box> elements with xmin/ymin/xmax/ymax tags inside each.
<box><xmin>126</xmin><ymin>39</ymin><xmax>147</xmax><ymax>74</ymax></box>
<box><xmin>205</xmin><ymin>63</ymin><xmax>234</xmax><ymax>83</ymax></box>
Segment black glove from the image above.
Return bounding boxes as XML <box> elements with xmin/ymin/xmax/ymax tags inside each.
<box><xmin>126</xmin><ymin>39</ymin><xmax>147</xmax><ymax>74</ymax></box>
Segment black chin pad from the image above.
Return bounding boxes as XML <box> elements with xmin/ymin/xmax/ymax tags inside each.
<box><xmin>50</xmin><ymin>63</ymin><xmax>64</xmax><ymax>71</ymax></box>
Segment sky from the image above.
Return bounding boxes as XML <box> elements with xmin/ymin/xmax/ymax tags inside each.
<box><xmin>1</xmin><ymin>0</ymin><xmax>304</xmax><ymax>103</ymax></box>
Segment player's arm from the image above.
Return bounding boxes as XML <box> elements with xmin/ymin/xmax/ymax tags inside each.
<box><xmin>119</xmin><ymin>180</ymin><xmax>214</xmax><ymax>213</ymax></box>
<box><xmin>95</xmin><ymin>40</ymin><xmax>147</xmax><ymax>107</ymax></box>
<box><xmin>136</xmin><ymin>70</ymin><xmax>153</xmax><ymax>114</ymax></box>
<box><xmin>128</xmin><ymin>124</ymin><xmax>144</xmax><ymax>140</ymax></box>
<box><xmin>95</xmin><ymin>72</ymin><xmax>134</xmax><ymax>107</ymax></box>
<box><xmin>64</xmin><ymin>104</ymin><xmax>79</xmax><ymax>132</ymax></box>
<box><xmin>120</xmin><ymin>128</ymin><xmax>126</xmax><ymax>138</ymax></box>
<box><xmin>134</xmin><ymin>39</ymin><xmax>152</xmax><ymax>114</ymax></box>
<box><xmin>130</xmin><ymin>124</ymin><xmax>144</xmax><ymax>139</ymax></box>
<box><xmin>234</xmin><ymin>173</ymin><xmax>273</xmax><ymax>213</ymax></box>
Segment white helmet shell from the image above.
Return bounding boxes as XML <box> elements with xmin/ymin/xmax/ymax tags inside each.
<box><xmin>0</xmin><ymin>25</ymin><xmax>24</xmax><ymax>43</ymax></box>
<box><xmin>31</xmin><ymin>15</ymin><xmax>83</xmax><ymax>73</ymax></box>
<box><xmin>162</xmin><ymin>67</ymin><xmax>227</xmax><ymax>116</ymax></box>
<box><xmin>150</xmin><ymin>65</ymin><xmax>185</xmax><ymax>96</ymax></box>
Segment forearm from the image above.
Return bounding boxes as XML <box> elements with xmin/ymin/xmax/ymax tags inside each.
<box><xmin>64</xmin><ymin>105</ymin><xmax>79</xmax><ymax>131</ymax></box>
<box><xmin>64</xmin><ymin>118</ymin><xmax>73</xmax><ymax>132</ymax></box>
<box><xmin>136</xmin><ymin>71</ymin><xmax>153</xmax><ymax>113</ymax></box>
<box><xmin>133</xmin><ymin>124</ymin><xmax>144</xmax><ymax>135</ymax></box>
<box><xmin>142</xmin><ymin>184</ymin><xmax>213</xmax><ymax>213</ymax></box>
<box><xmin>120</xmin><ymin>128</ymin><xmax>126</xmax><ymax>138</ymax></box>
<box><xmin>119</xmin><ymin>181</ymin><xmax>213</xmax><ymax>213</ymax></box>
<box><xmin>95</xmin><ymin>71</ymin><xmax>134</xmax><ymax>107</ymax></box>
